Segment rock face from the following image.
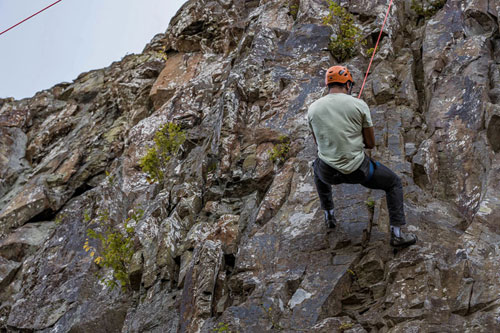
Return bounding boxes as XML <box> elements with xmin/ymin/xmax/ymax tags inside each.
<box><xmin>1</xmin><ymin>0</ymin><xmax>500</xmax><ymax>332</ymax></box>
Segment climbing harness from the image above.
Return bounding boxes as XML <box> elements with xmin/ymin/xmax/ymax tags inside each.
<box><xmin>365</xmin><ymin>159</ymin><xmax>380</xmax><ymax>183</ymax></box>
<box><xmin>358</xmin><ymin>0</ymin><xmax>394</xmax><ymax>99</ymax></box>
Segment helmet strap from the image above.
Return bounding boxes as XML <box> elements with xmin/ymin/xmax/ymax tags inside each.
<box><xmin>347</xmin><ymin>82</ymin><xmax>353</xmax><ymax>95</ymax></box>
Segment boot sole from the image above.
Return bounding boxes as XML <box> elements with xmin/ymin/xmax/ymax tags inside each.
<box><xmin>390</xmin><ymin>235</ymin><xmax>418</xmax><ymax>248</ymax></box>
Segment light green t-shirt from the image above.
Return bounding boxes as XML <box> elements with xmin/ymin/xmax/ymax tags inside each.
<box><xmin>307</xmin><ymin>93</ymin><xmax>373</xmax><ymax>174</ymax></box>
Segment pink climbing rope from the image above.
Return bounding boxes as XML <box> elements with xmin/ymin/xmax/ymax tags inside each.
<box><xmin>0</xmin><ymin>0</ymin><xmax>63</xmax><ymax>37</ymax></box>
<box><xmin>358</xmin><ymin>0</ymin><xmax>394</xmax><ymax>99</ymax></box>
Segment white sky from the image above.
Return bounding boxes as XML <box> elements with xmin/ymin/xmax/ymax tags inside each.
<box><xmin>0</xmin><ymin>0</ymin><xmax>186</xmax><ymax>100</ymax></box>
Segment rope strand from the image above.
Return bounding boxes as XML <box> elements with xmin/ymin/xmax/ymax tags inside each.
<box><xmin>357</xmin><ymin>0</ymin><xmax>394</xmax><ymax>99</ymax></box>
<box><xmin>0</xmin><ymin>0</ymin><xmax>63</xmax><ymax>37</ymax></box>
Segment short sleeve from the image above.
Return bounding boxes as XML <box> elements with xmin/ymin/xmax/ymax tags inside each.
<box><xmin>359</xmin><ymin>100</ymin><xmax>373</xmax><ymax>128</ymax></box>
<box><xmin>307</xmin><ymin>109</ymin><xmax>314</xmax><ymax>133</ymax></box>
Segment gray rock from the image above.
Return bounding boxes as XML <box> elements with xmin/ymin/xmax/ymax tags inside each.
<box><xmin>310</xmin><ymin>316</ymin><xmax>367</xmax><ymax>332</ymax></box>
<box><xmin>0</xmin><ymin>127</ymin><xmax>29</xmax><ymax>200</ymax></box>
<box><xmin>121</xmin><ymin>287</ymin><xmax>180</xmax><ymax>333</ymax></box>
<box><xmin>0</xmin><ymin>221</ymin><xmax>56</xmax><ymax>261</ymax></box>
<box><xmin>0</xmin><ymin>257</ymin><xmax>21</xmax><ymax>291</ymax></box>
<box><xmin>371</xmin><ymin>61</ymin><xmax>396</xmax><ymax>104</ymax></box>
<box><xmin>1</xmin><ymin>0</ymin><xmax>500</xmax><ymax>331</ymax></box>
<box><xmin>179</xmin><ymin>240</ymin><xmax>223</xmax><ymax>332</ymax></box>
<box><xmin>0</xmin><ymin>182</ymin><xmax>50</xmax><ymax>237</ymax></box>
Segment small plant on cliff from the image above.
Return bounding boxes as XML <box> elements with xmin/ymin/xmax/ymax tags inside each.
<box><xmin>288</xmin><ymin>0</ymin><xmax>300</xmax><ymax>20</ymax></box>
<box><xmin>54</xmin><ymin>213</ymin><xmax>66</xmax><ymax>225</ymax></box>
<box><xmin>339</xmin><ymin>322</ymin><xmax>355</xmax><ymax>331</ymax></box>
<box><xmin>365</xmin><ymin>198</ymin><xmax>375</xmax><ymax>209</ymax></box>
<box><xmin>269</xmin><ymin>135</ymin><xmax>291</xmax><ymax>164</ymax></box>
<box><xmin>139</xmin><ymin>122</ymin><xmax>186</xmax><ymax>184</ymax></box>
<box><xmin>322</xmin><ymin>0</ymin><xmax>365</xmax><ymax>62</ymax></box>
<box><xmin>260</xmin><ymin>305</ymin><xmax>285</xmax><ymax>331</ymax></box>
<box><xmin>411</xmin><ymin>0</ymin><xmax>446</xmax><ymax>18</ymax></box>
<box><xmin>83</xmin><ymin>208</ymin><xmax>143</xmax><ymax>291</ymax></box>
<box><xmin>149</xmin><ymin>45</ymin><xmax>168</xmax><ymax>61</ymax></box>
<box><xmin>84</xmin><ymin>209</ymin><xmax>91</xmax><ymax>223</ymax></box>
<box><xmin>212</xmin><ymin>322</ymin><xmax>230</xmax><ymax>332</ymax></box>
<box><xmin>365</xmin><ymin>47</ymin><xmax>375</xmax><ymax>58</ymax></box>
<box><xmin>105</xmin><ymin>170</ymin><xmax>115</xmax><ymax>185</ymax></box>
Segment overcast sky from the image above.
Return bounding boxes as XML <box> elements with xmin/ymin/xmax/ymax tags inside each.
<box><xmin>0</xmin><ymin>0</ymin><xmax>186</xmax><ymax>100</ymax></box>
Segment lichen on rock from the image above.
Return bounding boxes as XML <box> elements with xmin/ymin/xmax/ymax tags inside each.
<box><xmin>1</xmin><ymin>0</ymin><xmax>500</xmax><ymax>332</ymax></box>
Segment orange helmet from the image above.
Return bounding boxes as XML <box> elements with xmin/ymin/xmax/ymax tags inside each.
<box><xmin>325</xmin><ymin>66</ymin><xmax>354</xmax><ymax>86</ymax></box>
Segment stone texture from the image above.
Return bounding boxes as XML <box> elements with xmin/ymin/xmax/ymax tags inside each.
<box><xmin>179</xmin><ymin>240</ymin><xmax>223</xmax><ymax>332</ymax></box>
<box><xmin>310</xmin><ymin>316</ymin><xmax>367</xmax><ymax>332</ymax></box>
<box><xmin>0</xmin><ymin>222</ymin><xmax>56</xmax><ymax>261</ymax></box>
<box><xmin>149</xmin><ymin>52</ymin><xmax>203</xmax><ymax>109</ymax></box>
<box><xmin>0</xmin><ymin>0</ymin><xmax>499</xmax><ymax>332</ymax></box>
<box><xmin>0</xmin><ymin>257</ymin><xmax>21</xmax><ymax>291</ymax></box>
<box><xmin>0</xmin><ymin>182</ymin><xmax>50</xmax><ymax>237</ymax></box>
<box><xmin>0</xmin><ymin>127</ymin><xmax>29</xmax><ymax>200</ymax></box>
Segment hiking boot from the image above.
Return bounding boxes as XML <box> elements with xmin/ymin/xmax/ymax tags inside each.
<box><xmin>324</xmin><ymin>210</ymin><xmax>337</xmax><ymax>229</ymax></box>
<box><xmin>390</xmin><ymin>229</ymin><xmax>417</xmax><ymax>248</ymax></box>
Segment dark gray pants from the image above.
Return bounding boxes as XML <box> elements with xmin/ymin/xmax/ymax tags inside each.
<box><xmin>313</xmin><ymin>155</ymin><xmax>406</xmax><ymax>226</ymax></box>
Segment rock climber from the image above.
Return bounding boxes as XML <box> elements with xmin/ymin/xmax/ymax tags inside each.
<box><xmin>307</xmin><ymin>65</ymin><xmax>417</xmax><ymax>248</ymax></box>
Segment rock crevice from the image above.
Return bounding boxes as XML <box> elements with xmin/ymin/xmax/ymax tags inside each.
<box><xmin>1</xmin><ymin>0</ymin><xmax>500</xmax><ymax>332</ymax></box>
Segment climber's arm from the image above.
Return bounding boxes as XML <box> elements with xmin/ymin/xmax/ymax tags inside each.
<box><xmin>363</xmin><ymin>127</ymin><xmax>375</xmax><ymax>149</ymax></box>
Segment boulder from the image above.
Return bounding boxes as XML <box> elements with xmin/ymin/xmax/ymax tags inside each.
<box><xmin>0</xmin><ymin>0</ymin><xmax>500</xmax><ymax>331</ymax></box>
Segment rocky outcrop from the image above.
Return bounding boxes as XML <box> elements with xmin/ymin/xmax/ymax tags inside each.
<box><xmin>1</xmin><ymin>0</ymin><xmax>500</xmax><ymax>331</ymax></box>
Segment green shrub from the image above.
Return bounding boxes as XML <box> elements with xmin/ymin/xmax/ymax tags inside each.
<box><xmin>105</xmin><ymin>170</ymin><xmax>115</xmax><ymax>185</ymax></box>
<box><xmin>365</xmin><ymin>198</ymin><xmax>375</xmax><ymax>209</ymax></box>
<box><xmin>269</xmin><ymin>135</ymin><xmax>290</xmax><ymax>164</ymax></box>
<box><xmin>84</xmin><ymin>209</ymin><xmax>91</xmax><ymax>223</ymax></box>
<box><xmin>366</xmin><ymin>47</ymin><xmax>375</xmax><ymax>57</ymax></box>
<box><xmin>288</xmin><ymin>0</ymin><xmax>300</xmax><ymax>20</ymax></box>
<box><xmin>322</xmin><ymin>0</ymin><xmax>365</xmax><ymax>62</ymax></box>
<box><xmin>212</xmin><ymin>322</ymin><xmax>230</xmax><ymax>332</ymax></box>
<box><xmin>411</xmin><ymin>0</ymin><xmax>446</xmax><ymax>18</ymax></box>
<box><xmin>84</xmin><ymin>208</ymin><xmax>143</xmax><ymax>291</ymax></box>
<box><xmin>54</xmin><ymin>214</ymin><xmax>65</xmax><ymax>225</ymax></box>
<box><xmin>139</xmin><ymin>122</ymin><xmax>186</xmax><ymax>184</ymax></box>
<box><xmin>339</xmin><ymin>322</ymin><xmax>355</xmax><ymax>331</ymax></box>
<box><xmin>149</xmin><ymin>45</ymin><xmax>168</xmax><ymax>61</ymax></box>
